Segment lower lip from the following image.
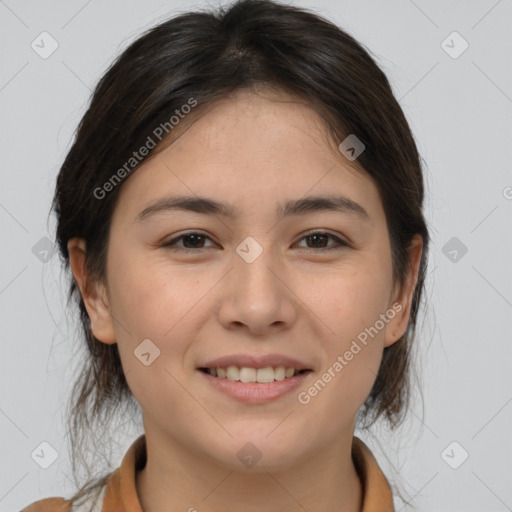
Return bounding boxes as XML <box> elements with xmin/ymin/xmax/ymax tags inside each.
<box><xmin>197</xmin><ymin>369</ymin><xmax>312</xmax><ymax>404</ymax></box>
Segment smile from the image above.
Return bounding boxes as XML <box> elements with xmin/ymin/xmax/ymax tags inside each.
<box><xmin>199</xmin><ymin>365</ymin><xmax>309</xmax><ymax>382</ymax></box>
<box><xmin>197</xmin><ymin>367</ymin><xmax>313</xmax><ymax>404</ymax></box>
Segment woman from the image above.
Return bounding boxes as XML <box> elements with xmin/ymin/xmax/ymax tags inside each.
<box><xmin>22</xmin><ymin>0</ymin><xmax>429</xmax><ymax>510</ymax></box>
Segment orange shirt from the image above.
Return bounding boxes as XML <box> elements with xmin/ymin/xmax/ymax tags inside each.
<box><xmin>21</xmin><ymin>434</ymin><xmax>395</xmax><ymax>511</ymax></box>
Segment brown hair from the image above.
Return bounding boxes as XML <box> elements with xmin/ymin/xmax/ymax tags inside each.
<box><xmin>52</xmin><ymin>0</ymin><xmax>430</xmax><ymax>505</ymax></box>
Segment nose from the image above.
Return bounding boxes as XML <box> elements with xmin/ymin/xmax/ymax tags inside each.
<box><xmin>216</xmin><ymin>243</ymin><xmax>297</xmax><ymax>336</ymax></box>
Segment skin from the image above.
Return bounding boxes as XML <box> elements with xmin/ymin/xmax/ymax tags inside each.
<box><xmin>68</xmin><ymin>88</ymin><xmax>422</xmax><ymax>512</ymax></box>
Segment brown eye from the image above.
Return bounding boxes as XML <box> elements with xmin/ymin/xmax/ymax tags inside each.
<box><xmin>161</xmin><ymin>230</ymin><xmax>348</xmax><ymax>253</ymax></box>
<box><xmin>162</xmin><ymin>232</ymin><xmax>216</xmax><ymax>252</ymax></box>
<box><xmin>296</xmin><ymin>231</ymin><xmax>347</xmax><ymax>251</ymax></box>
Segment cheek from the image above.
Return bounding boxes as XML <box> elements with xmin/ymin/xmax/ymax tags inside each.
<box><xmin>103</xmin><ymin>260</ymin><xmax>180</xmax><ymax>399</ymax></box>
<box><xmin>298</xmin><ymin>304</ymin><xmax>387</xmax><ymax>433</ymax></box>
<box><xmin>296</xmin><ymin>256</ymin><xmax>392</xmax><ymax>413</ymax></box>
<box><xmin>107</xmin><ymin>248</ymin><xmax>195</xmax><ymax>336</ymax></box>
<box><xmin>105</xmin><ymin>257</ymin><xmax>197</xmax><ymax>410</ymax></box>
<box><xmin>105</xmin><ymin>251</ymin><xmax>216</xmax><ymax>377</ymax></box>
<box><xmin>299</xmin><ymin>256</ymin><xmax>392</xmax><ymax>334</ymax></box>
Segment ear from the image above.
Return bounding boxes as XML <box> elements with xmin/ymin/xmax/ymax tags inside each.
<box><xmin>383</xmin><ymin>234</ymin><xmax>423</xmax><ymax>348</ymax></box>
<box><xmin>67</xmin><ymin>237</ymin><xmax>117</xmax><ymax>345</ymax></box>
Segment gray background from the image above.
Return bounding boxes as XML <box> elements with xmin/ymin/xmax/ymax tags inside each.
<box><xmin>1</xmin><ymin>0</ymin><xmax>511</xmax><ymax>511</ymax></box>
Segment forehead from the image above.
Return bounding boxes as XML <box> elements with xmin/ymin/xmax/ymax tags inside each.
<box><xmin>113</xmin><ymin>89</ymin><xmax>383</xmax><ymax>223</ymax></box>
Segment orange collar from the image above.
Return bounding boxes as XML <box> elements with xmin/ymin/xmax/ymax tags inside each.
<box><xmin>103</xmin><ymin>434</ymin><xmax>395</xmax><ymax>512</ymax></box>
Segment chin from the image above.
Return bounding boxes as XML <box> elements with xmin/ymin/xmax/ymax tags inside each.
<box><xmin>210</xmin><ymin>434</ymin><xmax>305</xmax><ymax>473</ymax></box>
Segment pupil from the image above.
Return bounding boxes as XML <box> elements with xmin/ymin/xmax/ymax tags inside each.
<box><xmin>184</xmin><ymin>234</ymin><xmax>203</xmax><ymax>248</ymax></box>
<box><xmin>309</xmin><ymin>234</ymin><xmax>327</xmax><ymax>248</ymax></box>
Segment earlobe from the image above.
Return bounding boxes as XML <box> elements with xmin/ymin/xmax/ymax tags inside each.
<box><xmin>67</xmin><ymin>237</ymin><xmax>117</xmax><ymax>345</ymax></box>
<box><xmin>383</xmin><ymin>234</ymin><xmax>423</xmax><ymax>347</ymax></box>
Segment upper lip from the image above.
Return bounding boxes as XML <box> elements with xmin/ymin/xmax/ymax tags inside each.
<box><xmin>199</xmin><ymin>354</ymin><xmax>312</xmax><ymax>370</ymax></box>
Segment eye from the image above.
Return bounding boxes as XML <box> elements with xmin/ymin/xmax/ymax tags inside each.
<box><xmin>295</xmin><ymin>231</ymin><xmax>348</xmax><ymax>251</ymax></box>
<box><xmin>161</xmin><ymin>230</ymin><xmax>348</xmax><ymax>253</ymax></box>
<box><xmin>161</xmin><ymin>232</ymin><xmax>216</xmax><ymax>252</ymax></box>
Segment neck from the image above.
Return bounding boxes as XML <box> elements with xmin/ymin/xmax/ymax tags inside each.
<box><xmin>136</xmin><ymin>426</ymin><xmax>363</xmax><ymax>512</ymax></box>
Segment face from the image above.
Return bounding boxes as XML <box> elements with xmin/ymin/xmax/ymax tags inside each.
<box><xmin>70</xmin><ymin>88</ymin><xmax>421</xmax><ymax>471</ymax></box>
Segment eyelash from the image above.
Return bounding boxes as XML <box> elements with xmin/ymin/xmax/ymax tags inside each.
<box><xmin>161</xmin><ymin>231</ymin><xmax>348</xmax><ymax>253</ymax></box>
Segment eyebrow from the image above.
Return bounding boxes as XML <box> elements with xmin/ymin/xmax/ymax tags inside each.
<box><xmin>135</xmin><ymin>194</ymin><xmax>370</xmax><ymax>223</ymax></box>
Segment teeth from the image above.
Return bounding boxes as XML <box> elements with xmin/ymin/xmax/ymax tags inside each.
<box><xmin>239</xmin><ymin>367</ymin><xmax>256</xmax><ymax>382</ymax></box>
<box><xmin>226</xmin><ymin>366</ymin><xmax>239</xmax><ymax>380</ymax></box>
<box><xmin>206</xmin><ymin>365</ymin><xmax>303</xmax><ymax>382</ymax></box>
<box><xmin>256</xmin><ymin>367</ymin><xmax>276</xmax><ymax>383</ymax></box>
<box><xmin>274</xmin><ymin>366</ymin><xmax>285</xmax><ymax>381</ymax></box>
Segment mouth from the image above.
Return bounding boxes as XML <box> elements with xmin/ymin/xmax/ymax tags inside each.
<box><xmin>198</xmin><ymin>366</ymin><xmax>312</xmax><ymax>383</ymax></box>
<box><xmin>197</xmin><ymin>366</ymin><xmax>313</xmax><ymax>404</ymax></box>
